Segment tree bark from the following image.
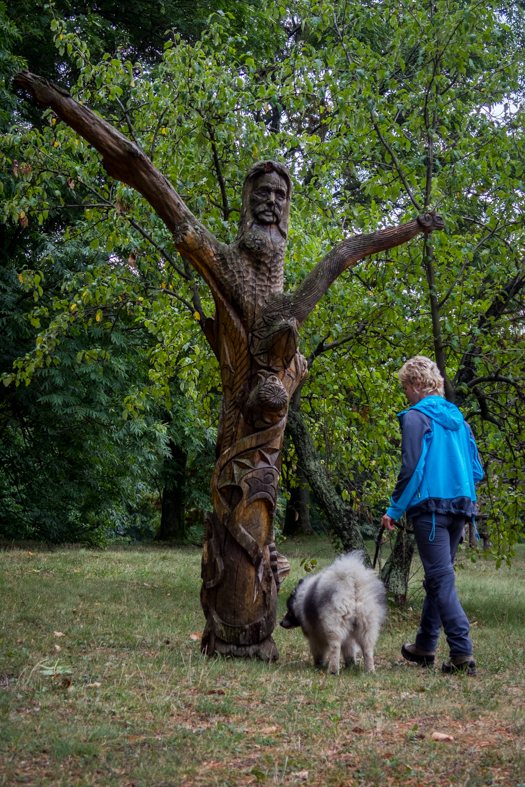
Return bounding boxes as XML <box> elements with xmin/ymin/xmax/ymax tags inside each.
<box><xmin>286</xmin><ymin>409</ymin><xmax>370</xmax><ymax>560</ymax></box>
<box><xmin>380</xmin><ymin>527</ymin><xmax>417</xmax><ymax>606</ymax></box>
<box><xmin>454</xmin><ymin>264</ymin><xmax>525</xmax><ymax>420</ymax></box>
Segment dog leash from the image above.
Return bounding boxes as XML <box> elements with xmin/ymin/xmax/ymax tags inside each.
<box><xmin>372</xmin><ymin>520</ymin><xmax>414</xmax><ymax>570</ymax></box>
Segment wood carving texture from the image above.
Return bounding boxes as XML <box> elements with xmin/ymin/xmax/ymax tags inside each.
<box><xmin>15</xmin><ymin>71</ymin><xmax>445</xmax><ymax>660</ymax></box>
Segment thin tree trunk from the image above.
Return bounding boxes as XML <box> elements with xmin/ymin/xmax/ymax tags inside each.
<box><xmin>423</xmin><ymin>236</ymin><xmax>454</xmax><ymax>402</ymax></box>
<box><xmin>380</xmin><ymin>527</ymin><xmax>417</xmax><ymax>605</ymax></box>
<box><xmin>283</xmin><ymin>465</ymin><xmax>312</xmax><ymax>536</ymax></box>
<box><xmin>286</xmin><ymin>409</ymin><xmax>370</xmax><ymax>561</ymax></box>
<box><xmin>157</xmin><ymin>441</ymin><xmax>187</xmax><ymax>541</ymax></box>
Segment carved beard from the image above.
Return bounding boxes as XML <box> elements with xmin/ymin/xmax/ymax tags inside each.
<box><xmin>236</xmin><ymin>194</ymin><xmax>289</xmax><ymax>275</ymax></box>
<box><xmin>250</xmin><ymin>202</ymin><xmax>287</xmax><ymax>238</ymax></box>
<box><xmin>228</xmin><ymin>163</ymin><xmax>292</xmax><ymax>325</ymax></box>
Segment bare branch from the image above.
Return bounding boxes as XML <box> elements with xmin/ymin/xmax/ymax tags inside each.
<box><xmin>371</xmin><ymin>115</ymin><xmax>422</xmax><ymax>212</ymax></box>
<box><xmin>207</xmin><ymin>123</ymin><xmax>230</xmax><ymax>221</ymax></box>
<box><xmin>467</xmin><ymin>374</ymin><xmax>522</xmax><ymax>390</ymax></box>
<box><xmin>307</xmin><ymin>323</ymin><xmax>369</xmax><ymax>369</ymax></box>
<box><xmin>149</xmin><ymin>287</ymin><xmax>194</xmax><ymax>314</ymax></box>
<box><xmin>127</xmin><ymin>218</ymin><xmax>191</xmax><ymax>281</ymax></box>
<box><xmin>114</xmin><ymin>95</ymin><xmax>148</xmax><ymax>158</ymax></box>
<box><xmin>150</xmin><ymin>105</ymin><xmax>170</xmax><ymax>162</ymax></box>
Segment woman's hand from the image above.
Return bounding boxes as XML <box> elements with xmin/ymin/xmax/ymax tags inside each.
<box><xmin>382</xmin><ymin>514</ymin><xmax>396</xmax><ymax>531</ymax></box>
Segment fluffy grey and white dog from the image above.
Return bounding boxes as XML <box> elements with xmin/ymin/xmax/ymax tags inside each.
<box><xmin>280</xmin><ymin>552</ymin><xmax>386</xmax><ymax>674</ymax></box>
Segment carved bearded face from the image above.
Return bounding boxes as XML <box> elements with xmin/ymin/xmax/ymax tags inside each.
<box><xmin>250</xmin><ymin>171</ymin><xmax>288</xmax><ymax>226</ymax></box>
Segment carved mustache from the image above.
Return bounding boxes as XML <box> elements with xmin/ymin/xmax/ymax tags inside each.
<box><xmin>254</xmin><ymin>202</ymin><xmax>282</xmax><ymax>220</ymax></box>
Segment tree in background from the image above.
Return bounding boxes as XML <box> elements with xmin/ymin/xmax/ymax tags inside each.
<box><xmin>2</xmin><ymin>0</ymin><xmax>525</xmax><ymax>594</ymax></box>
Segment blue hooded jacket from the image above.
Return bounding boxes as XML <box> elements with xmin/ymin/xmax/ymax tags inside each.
<box><xmin>386</xmin><ymin>396</ymin><xmax>484</xmax><ymax>521</ymax></box>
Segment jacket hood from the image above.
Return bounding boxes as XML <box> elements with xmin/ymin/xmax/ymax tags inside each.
<box><xmin>409</xmin><ymin>395</ymin><xmax>464</xmax><ymax>430</ymax></box>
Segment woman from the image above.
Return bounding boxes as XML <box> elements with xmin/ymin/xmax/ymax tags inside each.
<box><xmin>382</xmin><ymin>356</ymin><xmax>484</xmax><ymax>675</ymax></box>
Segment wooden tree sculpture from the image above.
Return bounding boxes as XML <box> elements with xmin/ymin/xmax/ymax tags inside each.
<box><xmin>15</xmin><ymin>72</ymin><xmax>444</xmax><ymax>661</ymax></box>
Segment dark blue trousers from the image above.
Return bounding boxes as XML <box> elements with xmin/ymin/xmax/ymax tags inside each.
<box><xmin>412</xmin><ymin>512</ymin><xmax>473</xmax><ymax>657</ymax></box>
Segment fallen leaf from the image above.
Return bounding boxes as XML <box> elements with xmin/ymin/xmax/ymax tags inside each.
<box><xmin>54</xmin><ymin>644</ymin><xmax>61</xmax><ymax>652</ymax></box>
<box><xmin>260</xmin><ymin>725</ymin><xmax>279</xmax><ymax>735</ymax></box>
<box><xmin>352</xmin><ymin>726</ymin><xmax>365</xmax><ymax>734</ymax></box>
<box><xmin>54</xmin><ymin>631</ymin><xmax>65</xmax><ymax>637</ymax></box>
<box><xmin>27</xmin><ymin>551</ymin><xmax>35</xmax><ymax>556</ymax></box>
<box><xmin>432</xmin><ymin>731</ymin><xmax>454</xmax><ymax>742</ymax></box>
<box><xmin>86</xmin><ymin>682</ymin><xmax>101</xmax><ymax>688</ymax></box>
<box><xmin>295</xmin><ymin>771</ymin><xmax>309</xmax><ymax>781</ymax></box>
<box><xmin>208</xmin><ymin>689</ymin><xmax>225</xmax><ymax>695</ymax></box>
<box><xmin>189</xmin><ymin>632</ymin><xmax>202</xmax><ymax>641</ymax></box>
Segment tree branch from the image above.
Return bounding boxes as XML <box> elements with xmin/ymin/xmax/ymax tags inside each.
<box><xmin>14</xmin><ymin>71</ymin><xmax>226</xmax><ymax>300</ymax></box>
<box><xmin>127</xmin><ymin>218</ymin><xmax>191</xmax><ymax>281</ymax></box>
<box><xmin>423</xmin><ymin>235</ymin><xmax>454</xmax><ymax>402</ymax></box>
<box><xmin>471</xmin><ymin>386</ymin><xmax>503</xmax><ymax>428</ymax></box>
<box><xmin>466</xmin><ymin>374</ymin><xmax>522</xmax><ymax>390</ymax></box>
<box><xmin>114</xmin><ymin>95</ymin><xmax>148</xmax><ymax>158</ymax></box>
<box><xmin>207</xmin><ymin>123</ymin><xmax>230</xmax><ymax>221</ymax></box>
<box><xmin>287</xmin><ymin>213</ymin><xmax>444</xmax><ymax>325</ymax></box>
<box><xmin>372</xmin><ymin>115</ymin><xmax>422</xmax><ymax>212</ymax></box>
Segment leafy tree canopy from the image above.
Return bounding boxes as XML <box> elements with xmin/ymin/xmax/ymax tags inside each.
<box><xmin>2</xmin><ymin>0</ymin><xmax>525</xmax><ymax>560</ymax></box>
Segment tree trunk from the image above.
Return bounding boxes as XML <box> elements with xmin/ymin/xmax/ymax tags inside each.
<box><xmin>286</xmin><ymin>408</ymin><xmax>370</xmax><ymax>560</ymax></box>
<box><xmin>157</xmin><ymin>441</ymin><xmax>188</xmax><ymax>541</ymax></box>
<box><xmin>380</xmin><ymin>527</ymin><xmax>417</xmax><ymax>606</ymax></box>
<box><xmin>283</xmin><ymin>465</ymin><xmax>312</xmax><ymax>536</ymax></box>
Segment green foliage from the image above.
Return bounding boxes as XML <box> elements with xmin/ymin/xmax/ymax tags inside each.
<box><xmin>0</xmin><ymin>4</ymin><xmax>25</xmax><ymax>132</ymax></box>
<box><xmin>2</xmin><ymin>0</ymin><xmax>525</xmax><ymax>555</ymax></box>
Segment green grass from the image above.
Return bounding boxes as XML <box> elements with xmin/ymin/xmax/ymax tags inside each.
<box><xmin>1</xmin><ymin>536</ymin><xmax>524</xmax><ymax>786</ymax></box>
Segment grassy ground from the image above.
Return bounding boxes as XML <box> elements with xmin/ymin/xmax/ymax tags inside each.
<box><xmin>1</xmin><ymin>536</ymin><xmax>524</xmax><ymax>786</ymax></box>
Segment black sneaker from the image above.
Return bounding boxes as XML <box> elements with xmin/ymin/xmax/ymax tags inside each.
<box><xmin>442</xmin><ymin>659</ymin><xmax>477</xmax><ymax>676</ymax></box>
<box><xmin>401</xmin><ymin>643</ymin><xmax>435</xmax><ymax>666</ymax></box>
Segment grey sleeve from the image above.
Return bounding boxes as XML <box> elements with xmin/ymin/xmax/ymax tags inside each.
<box><xmin>391</xmin><ymin>410</ymin><xmax>432</xmax><ymax>504</ymax></box>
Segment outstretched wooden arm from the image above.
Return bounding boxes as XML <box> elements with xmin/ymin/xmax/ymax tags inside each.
<box><xmin>13</xmin><ymin>71</ymin><xmax>224</xmax><ymax>293</ymax></box>
<box><xmin>289</xmin><ymin>213</ymin><xmax>444</xmax><ymax>326</ymax></box>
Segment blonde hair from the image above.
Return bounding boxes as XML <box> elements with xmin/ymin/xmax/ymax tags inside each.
<box><xmin>398</xmin><ymin>356</ymin><xmax>445</xmax><ymax>397</ymax></box>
